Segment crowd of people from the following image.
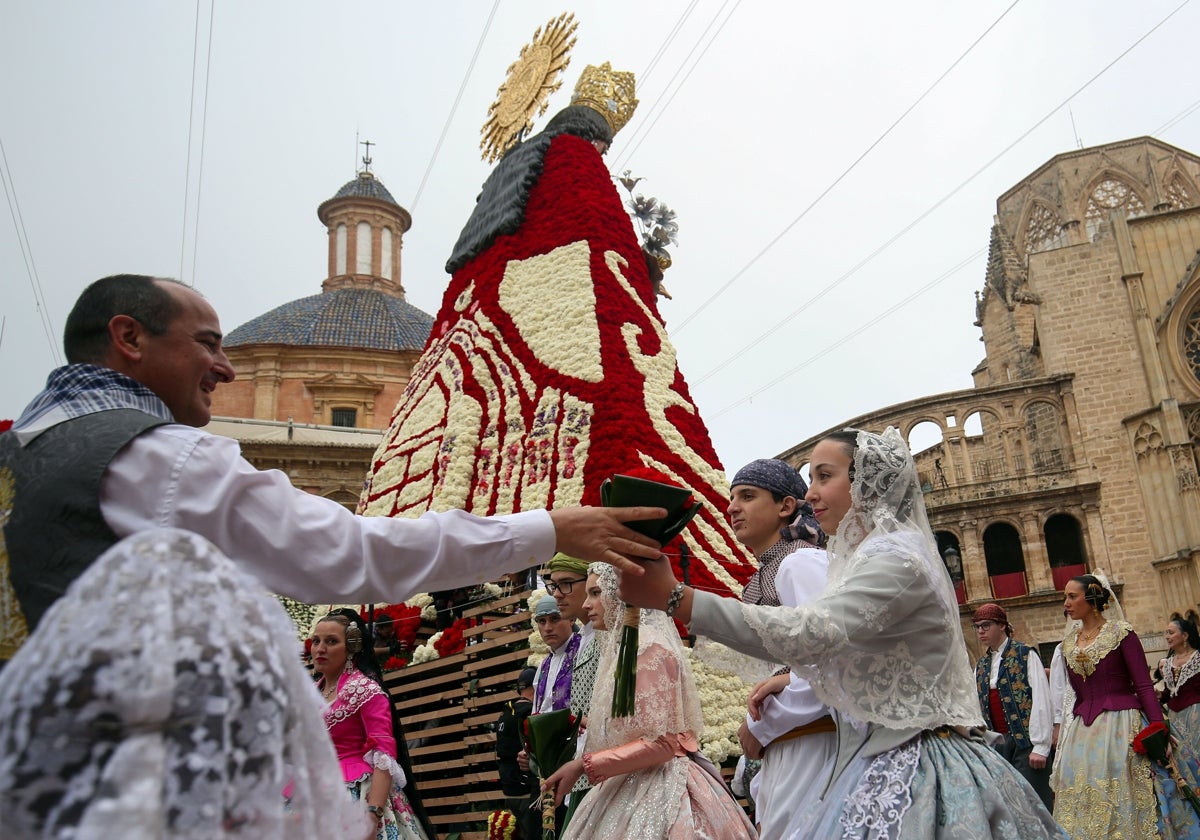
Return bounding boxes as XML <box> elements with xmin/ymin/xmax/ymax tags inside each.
<box><xmin>4</xmin><ymin>54</ymin><xmax>1200</xmax><ymax>840</ymax></box>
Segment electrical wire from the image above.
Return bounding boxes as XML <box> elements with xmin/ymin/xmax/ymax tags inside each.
<box><xmin>189</xmin><ymin>0</ymin><xmax>216</xmax><ymax>287</ymax></box>
<box><xmin>0</xmin><ymin>135</ymin><xmax>61</xmax><ymax>367</ymax></box>
<box><xmin>637</xmin><ymin>0</ymin><xmax>702</xmax><ymax>88</ymax></box>
<box><xmin>672</xmin><ymin>0</ymin><xmax>1023</xmax><ymax>334</ymax></box>
<box><xmin>410</xmin><ymin>0</ymin><xmax>501</xmax><ymax>214</ymax></box>
<box><xmin>613</xmin><ymin>0</ymin><xmax>742</xmax><ymax>175</ymax></box>
<box><xmin>709</xmin><ymin>247</ymin><xmax>986</xmax><ymax>420</ymax></box>
<box><xmin>179</xmin><ymin>0</ymin><xmax>202</xmax><ymax>283</ymax></box>
<box><xmin>692</xmin><ymin>0</ymin><xmax>1191</xmax><ymax>399</ymax></box>
<box><xmin>1155</xmin><ymin>96</ymin><xmax>1200</xmax><ymax>135</ymax></box>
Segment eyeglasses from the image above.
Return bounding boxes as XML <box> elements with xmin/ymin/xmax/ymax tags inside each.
<box><xmin>972</xmin><ymin>621</ymin><xmax>995</xmax><ymax>631</ymax></box>
<box><xmin>544</xmin><ymin>577</ymin><xmax>587</xmax><ymax>596</ymax></box>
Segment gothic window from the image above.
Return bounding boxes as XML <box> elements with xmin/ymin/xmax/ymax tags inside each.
<box><xmin>1186</xmin><ymin>299</ymin><xmax>1200</xmax><ymax>386</ymax></box>
<box><xmin>1085</xmin><ymin>178</ymin><xmax>1146</xmax><ymax>241</ymax></box>
<box><xmin>1166</xmin><ymin>173</ymin><xmax>1193</xmax><ymax>210</ymax></box>
<box><xmin>1024</xmin><ymin>202</ymin><xmax>1062</xmax><ymax>257</ymax></box>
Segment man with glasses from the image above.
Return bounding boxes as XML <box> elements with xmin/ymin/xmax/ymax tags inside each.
<box><xmin>972</xmin><ymin>603</ymin><xmax>1055</xmax><ymax>810</ymax></box>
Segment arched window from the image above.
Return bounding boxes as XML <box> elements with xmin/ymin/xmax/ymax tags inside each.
<box><xmin>336</xmin><ymin>224</ymin><xmax>347</xmax><ymax>275</ymax></box>
<box><xmin>1185</xmin><ymin>297</ymin><xmax>1200</xmax><ymax>386</ymax></box>
<box><xmin>1045</xmin><ymin>513</ymin><xmax>1086</xmax><ymax>590</ymax></box>
<box><xmin>381</xmin><ymin>227</ymin><xmax>393</xmax><ymax>280</ymax></box>
<box><xmin>935</xmin><ymin>531</ymin><xmax>966</xmax><ymax>605</ymax></box>
<box><xmin>983</xmin><ymin>522</ymin><xmax>1027</xmax><ymax>598</ymax></box>
<box><xmin>1166</xmin><ymin>172</ymin><xmax>1194</xmax><ymax>211</ymax></box>
<box><xmin>356</xmin><ymin>221</ymin><xmax>372</xmax><ymax>274</ymax></box>
<box><xmin>1085</xmin><ymin>177</ymin><xmax>1146</xmax><ymax>241</ymax></box>
<box><xmin>1024</xmin><ymin>202</ymin><xmax>1063</xmax><ymax>257</ymax></box>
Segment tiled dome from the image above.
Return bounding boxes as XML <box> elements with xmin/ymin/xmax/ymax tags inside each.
<box><xmin>330</xmin><ymin>171</ymin><xmax>398</xmax><ymax>205</ymax></box>
<box><xmin>225</xmin><ymin>287</ymin><xmax>432</xmax><ymax>351</ymax></box>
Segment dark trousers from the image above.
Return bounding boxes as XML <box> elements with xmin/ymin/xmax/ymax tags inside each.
<box><xmin>996</xmin><ymin>734</ymin><xmax>1054</xmax><ymax>812</ymax></box>
<box><xmin>506</xmin><ymin>793</ymin><xmax>542</xmax><ymax>840</ymax></box>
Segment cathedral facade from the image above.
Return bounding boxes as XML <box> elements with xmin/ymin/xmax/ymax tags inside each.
<box><xmin>780</xmin><ymin>136</ymin><xmax>1200</xmax><ymax>661</ymax></box>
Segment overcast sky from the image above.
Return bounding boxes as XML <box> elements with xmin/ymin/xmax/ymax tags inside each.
<box><xmin>3</xmin><ymin>1</ymin><xmax>1199</xmax><ymax>472</ymax></box>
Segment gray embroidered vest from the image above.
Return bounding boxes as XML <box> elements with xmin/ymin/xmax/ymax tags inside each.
<box><xmin>0</xmin><ymin>409</ymin><xmax>167</xmax><ymax>654</ymax></box>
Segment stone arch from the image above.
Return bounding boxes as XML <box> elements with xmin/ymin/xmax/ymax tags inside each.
<box><xmin>1019</xmin><ymin>398</ymin><xmax>1065</xmax><ymax>472</ymax></box>
<box><xmin>1164</xmin><ymin>168</ymin><xmax>1198</xmax><ymax>211</ymax></box>
<box><xmin>1184</xmin><ymin>293</ymin><xmax>1200</xmax><ymax>390</ymax></box>
<box><xmin>1045</xmin><ymin>512</ymin><xmax>1087</xmax><ymax>590</ymax></box>
<box><xmin>983</xmin><ymin>520</ymin><xmax>1027</xmax><ymax>598</ymax></box>
<box><xmin>1020</xmin><ymin>199</ymin><xmax>1064</xmax><ymax>258</ymax></box>
<box><xmin>323</xmin><ymin>488</ymin><xmax>359</xmax><ymax>512</ymax></box>
<box><xmin>935</xmin><ymin>530</ymin><xmax>966</xmax><ymax>605</ymax></box>
<box><xmin>907</xmin><ymin>419</ymin><xmax>946</xmax><ymax>491</ymax></box>
<box><xmin>1081</xmin><ymin>169</ymin><xmax>1147</xmax><ymax>242</ymax></box>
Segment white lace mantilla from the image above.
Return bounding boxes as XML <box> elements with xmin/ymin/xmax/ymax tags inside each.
<box><xmin>742</xmin><ymin>428</ymin><xmax>982</xmax><ymax>731</ymax></box>
<box><xmin>839</xmin><ymin>737</ymin><xmax>919</xmax><ymax>839</ymax></box>
<box><xmin>0</xmin><ymin>528</ymin><xmax>369</xmax><ymax>839</ymax></box>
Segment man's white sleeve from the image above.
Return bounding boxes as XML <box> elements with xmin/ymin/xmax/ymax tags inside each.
<box><xmin>100</xmin><ymin>425</ymin><xmax>556</xmax><ymax>602</ymax></box>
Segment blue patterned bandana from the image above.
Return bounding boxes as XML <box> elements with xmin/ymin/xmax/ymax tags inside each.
<box><xmin>12</xmin><ymin>364</ymin><xmax>173</xmax><ymax>445</ymax></box>
<box><xmin>731</xmin><ymin>458</ymin><xmax>825</xmax><ymax>547</ymax></box>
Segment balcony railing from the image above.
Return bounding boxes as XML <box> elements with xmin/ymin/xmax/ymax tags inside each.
<box><xmin>922</xmin><ymin>448</ymin><xmax>1075</xmax><ymax>506</ymax></box>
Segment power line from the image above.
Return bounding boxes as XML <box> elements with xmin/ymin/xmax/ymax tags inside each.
<box><xmin>189</xmin><ymin>0</ymin><xmax>216</xmax><ymax>286</ymax></box>
<box><xmin>1155</xmin><ymin>96</ymin><xmax>1200</xmax><ymax>135</ymax></box>
<box><xmin>691</xmin><ymin>0</ymin><xmax>1191</xmax><ymax>395</ymax></box>
<box><xmin>0</xmin><ymin>135</ymin><xmax>61</xmax><ymax>367</ymax></box>
<box><xmin>410</xmin><ymin>0</ymin><xmax>501</xmax><ymax>214</ymax></box>
<box><xmin>637</xmin><ymin>0</ymin><xmax>702</xmax><ymax>89</ymax></box>
<box><xmin>673</xmin><ymin>0</ymin><xmax>1023</xmax><ymax>334</ymax></box>
<box><xmin>613</xmin><ymin>0</ymin><xmax>742</xmax><ymax>175</ymax></box>
<box><xmin>179</xmin><ymin>0</ymin><xmax>202</xmax><ymax>283</ymax></box>
<box><xmin>709</xmin><ymin>248</ymin><xmax>986</xmax><ymax>420</ymax></box>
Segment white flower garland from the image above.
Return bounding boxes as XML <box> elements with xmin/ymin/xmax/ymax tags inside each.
<box><xmin>685</xmin><ymin>646</ymin><xmax>755</xmax><ymax>766</ymax></box>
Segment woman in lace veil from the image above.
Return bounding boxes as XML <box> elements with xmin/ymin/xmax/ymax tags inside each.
<box><xmin>1051</xmin><ymin>575</ymin><xmax>1200</xmax><ymax>839</ymax></box>
<box><xmin>620</xmin><ymin>427</ymin><xmax>1064</xmax><ymax>839</ymax></box>
<box><xmin>544</xmin><ymin>563</ymin><xmax>754</xmax><ymax>839</ymax></box>
<box><xmin>0</xmin><ymin>528</ymin><xmax>369</xmax><ymax>839</ymax></box>
<box><xmin>310</xmin><ymin>609</ymin><xmax>434</xmax><ymax>840</ymax></box>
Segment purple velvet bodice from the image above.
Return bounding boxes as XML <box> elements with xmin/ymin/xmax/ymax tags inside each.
<box><xmin>1068</xmin><ymin>630</ymin><xmax>1162</xmax><ymax>727</ymax></box>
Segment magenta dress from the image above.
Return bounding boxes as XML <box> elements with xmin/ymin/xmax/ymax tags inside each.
<box><xmin>321</xmin><ymin>670</ymin><xmax>430</xmax><ymax>840</ymax></box>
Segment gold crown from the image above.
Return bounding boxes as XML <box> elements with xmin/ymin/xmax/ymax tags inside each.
<box><xmin>570</xmin><ymin>62</ymin><xmax>638</xmax><ymax>136</ymax></box>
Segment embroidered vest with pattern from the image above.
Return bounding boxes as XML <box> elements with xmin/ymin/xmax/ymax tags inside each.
<box><xmin>975</xmin><ymin>640</ymin><xmax>1035</xmax><ymax>746</ymax></box>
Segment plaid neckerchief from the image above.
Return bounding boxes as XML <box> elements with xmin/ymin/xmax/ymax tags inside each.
<box><xmin>12</xmin><ymin>364</ymin><xmax>174</xmax><ymax>445</ymax></box>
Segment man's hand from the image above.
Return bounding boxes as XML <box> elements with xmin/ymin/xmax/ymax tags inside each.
<box><xmin>747</xmin><ymin>673</ymin><xmax>791</xmax><ymax>721</ymax></box>
<box><xmin>1029</xmin><ymin>752</ymin><xmax>1047</xmax><ymax>769</ymax></box>
<box><xmin>549</xmin><ymin>506</ymin><xmax>667</xmax><ymax>575</ymax></box>
<box><xmin>738</xmin><ymin>720</ymin><xmax>764</xmax><ymax>760</ymax></box>
<box><xmin>517</xmin><ymin>749</ymin><xmax>530</xmax><ymax>772</ymax></box>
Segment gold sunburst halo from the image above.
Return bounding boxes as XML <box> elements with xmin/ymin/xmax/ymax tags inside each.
<box><xmin>480</xmin><ymin>12</ymin><xmax>577</xmax><ymax>163</ymax></box>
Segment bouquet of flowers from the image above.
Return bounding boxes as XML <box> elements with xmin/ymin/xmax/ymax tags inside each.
<box><xmin>524</xmin><ymin>708</ymin><xmax>581</xmax><ymax>840</ymax></box>
<box><xmin>1132</xmin><ymin>721</ymin><xmax>1200</xmax><ymax>817</ymax></box>
<box><xmin>600</xmin><ymin>467</ymin><xmax>701</xmax><ymax>717</ymax></box>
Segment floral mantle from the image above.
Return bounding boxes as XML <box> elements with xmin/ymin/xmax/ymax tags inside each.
<box><xmin>359</xmin><ymin>133</ymin><xmax>753</xmax><ymax>596</ymax></box>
